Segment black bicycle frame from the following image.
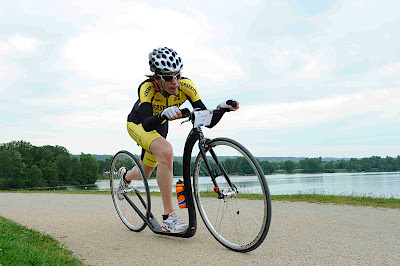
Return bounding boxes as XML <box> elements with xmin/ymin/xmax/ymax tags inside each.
<box><xmin>121</xmin><ymin>120</ymin><xmax>236</xmax><ymax>238</ymax></box>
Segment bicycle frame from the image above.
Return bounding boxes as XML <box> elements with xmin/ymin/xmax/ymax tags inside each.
<box><xmin>113</xmin><ymin>106</ymin><xmax>271</xmax><ymax>252</ymax></box>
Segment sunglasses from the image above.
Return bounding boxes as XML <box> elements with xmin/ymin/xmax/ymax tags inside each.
<box><xmin>158</xmin><ymin>72</ymin><xmax>181</xmax><ymax>82</ymax></box>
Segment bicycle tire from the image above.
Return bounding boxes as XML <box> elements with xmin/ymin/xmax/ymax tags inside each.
<box><xmin>193</xmin><ymin>138</ymin><xmax>271</xmax><ymax>252</ymax></box>
<box><xmin>110</xmin><ymin>150</ymin><xmax>150</xmax><ymax>232</ymax></box>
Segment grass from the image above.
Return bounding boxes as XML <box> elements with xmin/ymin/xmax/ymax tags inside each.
<box><xmin>271</xmin><ymin>193</ymin><xmax>400</xmax><ymax>209</ymax></box>
<box><xmin>197</xmin><ymin>191</ymin><xmax>400</xmax><ymax>209</ymax></box>
<box><xmin>0</xmin><ymin>216</ymin><xmax>82</xmax><ymax>265</ymax></box>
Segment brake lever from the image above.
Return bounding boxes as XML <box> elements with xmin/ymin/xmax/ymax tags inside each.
<box><xmin>180</xmin><ymin>108</ymin><xmax>192</xmax><ymax>125</ymax></box>
<box><xmin>180</xmin><ymin>119</ymin><xmax>190</xmax><ymax>126</ymax></box>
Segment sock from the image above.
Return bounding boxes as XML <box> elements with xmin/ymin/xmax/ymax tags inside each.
<box><xmin>122</xmin><ymin>171</ymin><xmax>130</xmax><ymax>184</ymax></box>
<box><xmin>162</xmin><ymin>210</ymin><xmax>175</xmax><ymax>220</ymax></box>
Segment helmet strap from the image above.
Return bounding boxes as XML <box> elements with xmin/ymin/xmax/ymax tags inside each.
<box><xmin>153</xmin><ymin>79</ymin><xmax>171</xmax><ymax>97</ymax></box>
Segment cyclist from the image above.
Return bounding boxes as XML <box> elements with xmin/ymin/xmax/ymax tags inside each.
<box><xmin>117</xmin><ymin>47</ymin><xmax>239</xmax><ymax>233</ymax></box>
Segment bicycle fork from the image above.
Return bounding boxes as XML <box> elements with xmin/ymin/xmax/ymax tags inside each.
<box><xmin>198</xmin><ymin>134</ymin><xmax>238</xmax><ymax>200</ymax></box>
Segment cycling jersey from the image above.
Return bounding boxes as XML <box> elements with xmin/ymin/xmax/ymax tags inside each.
<box><xmin>128</xmin><ymin>77</ymin><xmax>205</xmax><ymax>133</ymax></box>
<box><xmin>127</xmin><ymin>77</ymin><xmax>206</xmax><ymax>167</ymax></box>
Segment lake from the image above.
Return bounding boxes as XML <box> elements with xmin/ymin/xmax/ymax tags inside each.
<box><xmin>95</xmin><ymin>172</ymin><xmax>400</xmax><ymax>199</ymax></box>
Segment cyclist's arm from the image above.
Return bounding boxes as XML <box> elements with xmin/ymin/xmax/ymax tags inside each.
<box><xmin>190</xmin><ymin>99</ymin><xmax>207</xmax><ymax>110</ymax></box>
<box><xmin>139</xmin><ymin>102</ymin><xmax>165</xmax><ymax>132</ymax></box>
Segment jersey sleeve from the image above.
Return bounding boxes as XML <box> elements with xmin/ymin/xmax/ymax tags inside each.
<box><xmin>138</xmin><ymin>81</ymin><xmax>156</xmax><ymax>103</ymax></box>
<box><xmin>180</xmin><ymin>78</ymin><xmax>201</xmax><ymax>103</ymax></box>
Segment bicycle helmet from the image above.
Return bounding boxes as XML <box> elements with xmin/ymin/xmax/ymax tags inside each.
<box><xmin>149</xmin><ymin>47</ymin><xmax>183</xmax><ymax>74</ymax></box>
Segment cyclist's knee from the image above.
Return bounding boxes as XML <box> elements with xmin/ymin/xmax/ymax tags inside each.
<box><xmin>150</xmin><ymin>138</ymin><xmax>174</xmax><ymax>166</ymax></box>
<box><xmin>158</xmin><ymin>146</ymin><xmax>174</xmax><ymax>166</ymax></box>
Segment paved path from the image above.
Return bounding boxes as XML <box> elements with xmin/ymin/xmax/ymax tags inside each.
<box><xmin>0</xmin><ymin>193</ymin><xmax>399</xmax><ymax>265</ymax></box>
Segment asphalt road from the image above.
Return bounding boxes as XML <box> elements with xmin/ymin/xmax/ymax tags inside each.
<box><xmin>0</xmin><ymin>193</ymin><xmax>399</xmax><ymax>265</ymax></box>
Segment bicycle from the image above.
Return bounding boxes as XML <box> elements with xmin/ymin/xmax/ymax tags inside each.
<box><xmin>109</xmin><ymin>106</ymin><xmax>272</xmax><ymax>252</ymax></box>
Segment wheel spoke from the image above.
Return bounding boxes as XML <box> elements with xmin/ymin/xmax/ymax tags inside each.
<box><xmin>193</xmin><ymin>139</ymin><xmax>271</xmax><ymax>252</ymax></box>
<box><xmin>110</xmin><ymin>151</ymin><xmax>150</xmax><ymax>232</ymax></box>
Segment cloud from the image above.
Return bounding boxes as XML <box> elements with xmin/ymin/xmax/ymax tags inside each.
<box><xmin>218</xmin><ymin>88</ymin><xmax>400</xmax><ymax>131</ymax></box>
<box><xmin>60</xmin><ymin>2</ymin><xmax>244</xmax><ymax>86</ymax></box>
<box><xmin>0</xmin><ymin>35</ymin><xmax>40</xmax><ymax>53</ymax></box>
<box><xmin>379</xmin><ymin>62</ymin><xmax>400</xmax><ymax>74</ymax></box>
<box><xmin>294</xmin><ymin>54</ymin><xmax>330</xmax><ymax>79</ymax></box>
<box><xmin>267</xmin><ymin>48</ymin><xmax>331</xmax><ymax>80</ymax></box>
<box><xmin>0</xmin><ymin>59</ymin><xmax>18</xmax><ymax>86</ymax></box>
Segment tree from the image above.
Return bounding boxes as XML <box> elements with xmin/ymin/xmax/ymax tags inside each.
<box><xmin>56</xmin><ymin>154</ymin><xmax>72</xmax><ymax>185</ymax></box>
<box><xmin>260</xmin><ymin>160</ymin><xmax>275</xmax><ymax>175</ymax></box>
<box><xmin>173</xmin><ymin>161</ymin><xmax>183</xmax><ymax>177</ymax></box>
<box><xmin>98</xmin><ymin>156</ymin><xmax>113</xmax><ymax>174</ymax></box>
<box><xmin>26</xmin><ymin>165</ymin><xmax>46</xmax><ymax>188</ymax></box>
<box><xmin>40</xmin><ymin>161</ymin><xmax>59</xmax><ymax>187</ymax></box>
<box><xmin>283</xmin><ymin>160</ymin><xmax>295</xmax><ymax>173</ymax></box>
<box><xmin>71</xmin><ymin>158</ymin><xmax>83</xmax><ymax>185</ymax></box>
<box><xmin>3</xmin><ymin>140</ymin><xmax>35</xmax><ymax>166</ymax></box>
<box><xmin>299</xmin><ymin>157</ymin><xmax>323</xmax><ymax>173</ymax></box>
<box><xmin>323</xmin><ymin>161</ymin><xmax>336</xmax><ymax>173</ymax></box>
<box><xmin>80</xmin><ymin>154</ymin><xmax>99</xmax><ymax>184</ymax></box>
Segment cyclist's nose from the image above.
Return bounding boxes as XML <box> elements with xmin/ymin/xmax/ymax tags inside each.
<box><xmin>171</xmin><ymin>77</ymin><xmax>179</xmax><ymax>85</ymax></box>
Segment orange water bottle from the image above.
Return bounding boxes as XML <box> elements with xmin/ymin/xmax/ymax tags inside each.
<box><xmin>176</xmin><ymin>179</ymin><xmax>187</xmax><ymax>208</ymax></box>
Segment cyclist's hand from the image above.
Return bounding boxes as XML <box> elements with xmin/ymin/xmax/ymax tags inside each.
<box><xmin>161</xmin><ymin>106</ymin><xmax>182</xmax><ymax>120</ymax></box>
<box><xmin>218</xmin><ymin>99</ymin><xmax>239</xmax><ymax>111</ymax></box>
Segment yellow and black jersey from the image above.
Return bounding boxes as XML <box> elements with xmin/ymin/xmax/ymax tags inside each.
<box><xmin>138</xmin><ymin>77</ymin><xmax>200</xmax><ymax>116</ymax></box>
<box><xmin>127</xmin><ymin>77</ymin><xmax>206</xmax><ymax>135</ymax></box>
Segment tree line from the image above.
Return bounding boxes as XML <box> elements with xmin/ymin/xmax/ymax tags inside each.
<box><xmin>1</xmin><ymin>140</ymin><xmax>399</xmax><ymax>190</ymax></box>
<box><xmin>97</xmin><ymin>154</ymin><xmax>400</xmax><ymax>177</ymax></box>
<box><xmin>0</xmin><ymin>141</ymin><xmax>99</xmax><ymax>190</ymax></box>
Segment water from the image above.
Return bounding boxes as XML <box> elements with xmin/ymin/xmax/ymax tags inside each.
<box><xmin>95</xmin><ymin>172</ymin><xmax>400</xmax><ymax>199</ymax></box>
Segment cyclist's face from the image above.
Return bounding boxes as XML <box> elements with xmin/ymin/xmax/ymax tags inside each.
<box><xmin>158</xmin><ymin>71</ymin><xmax>180</xmax><ymax>95</ymax></box>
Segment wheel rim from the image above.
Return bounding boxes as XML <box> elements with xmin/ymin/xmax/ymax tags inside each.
<box><xmin>193</xmin><ymin>140</ymin><xmax>271</xmax><ymax>251</ymax></box>
<box><xmin>110</xmin><ymin>152</ymin><xmax>149</xmax><ymax>231</ymax></box>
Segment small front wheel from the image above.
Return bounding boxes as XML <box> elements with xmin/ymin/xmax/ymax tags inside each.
<box><xmin>110</xmin><ymin>150</ymin><xmax>150</xmax><ymax>232</ymax></box>
<box><xmin>193</xmin><ymin>138</ymin><xmax>272</xmax><ymax>252</ymax></box>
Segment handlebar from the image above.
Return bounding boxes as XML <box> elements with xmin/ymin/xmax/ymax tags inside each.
<box><xmin>161</xmin><ymin>100</ymin><xmax>237</xmax><ymax>128</ymax></box>
<box><xmin>181</xmin><ymin>100</ymin><xmax>237</xmax><ymax>119</ymax></box>
<box><xmin>180</xmin><ymin>106</ymin><xmax>235</xmax><ymax>129</ymax></box>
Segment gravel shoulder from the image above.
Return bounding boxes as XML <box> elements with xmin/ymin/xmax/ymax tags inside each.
<box><xmin>1</xmin><ymin>193</ymin><xmax>399</xmax><ymax>265</ymax></box>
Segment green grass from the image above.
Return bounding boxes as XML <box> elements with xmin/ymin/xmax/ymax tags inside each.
<box><xmin>271</xmin><ymin>193</ymin><xmax>400</xmax><ymax>209</ymax></box>
<box><xmin>0</xmin><ymin>216</ymin><xmax>82</xmax><ymax>265</ymax></box>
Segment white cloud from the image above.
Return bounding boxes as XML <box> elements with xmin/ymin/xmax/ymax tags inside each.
<box><xmin>379</xmin><ymin>62</ymin><xmax>400</xmax><ymax>74</ymax></box>
<box><xmin>264</xmin><ymin>42</ymin><xmax>333</xmax><ymax>81</ymax></box>
<box><xmin>0</xmin><ymin>59</ymin><xmax>18</xmax><ymax>86</ymax></box>
<box><xmin>0</xmin><ymin>35</ymin><xmax>40</xmax><ymax>53</ymax></box>
<box><xmin>218</xmin><ymin>88</ymin><xmax>400</xmax><ymax>131</ymax></box>
<box><xmin>294</xmin><ymin>54</ymin><xmax>330</xmax><ymax>79</ymax></box>
<box><xmin>60</xmin><ymin>2</ymin><xmax>244</xmax><ymax>86</ymax></box>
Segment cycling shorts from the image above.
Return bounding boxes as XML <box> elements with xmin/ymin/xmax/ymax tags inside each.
<box><xmin>127</xmin><ymin>122</ymin><xmax>160</xmax><ymax>168</ymax></box>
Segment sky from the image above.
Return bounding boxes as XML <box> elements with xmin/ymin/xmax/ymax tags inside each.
<box><xmin>1</xmin><ymin>0</ymin><xmax>400</xmax><ymax>158</ymax></box>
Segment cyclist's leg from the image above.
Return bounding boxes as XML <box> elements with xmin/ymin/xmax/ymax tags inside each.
<box><xmin>149</xmin><ymin>137</ymin><xmax>174</xmax><ymax>215</ymax></box>
<box><xmin>126</xmin><ymin>121</ymin><xmax>175</xmax><ymax>215</ymax></box>
<box><xmin>125</xmin><ymin>150</ymin><xmax>155</xmax><ymax>181</ymax></box>
<box><xmin>125</xmin><ymin>122</ymin><xmax>159</xmax><ymax>181</ymax></box>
